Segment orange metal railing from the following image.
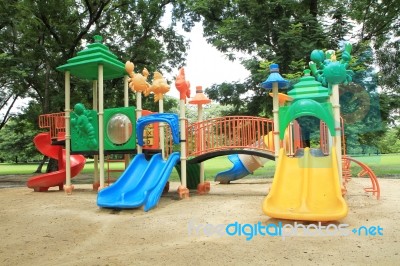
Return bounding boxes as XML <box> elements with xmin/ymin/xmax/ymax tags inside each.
<box><xmin>284</xmin><ymin>120</ymin><xmax>301</xmax><ymax>156</ymax></box>
<box><xmin>186</xmin><ymin>116</ymin><xmax>274</xmax><ymax>157</ymax></box>
<box><xmin>163</xmin><ymin>123</ymin><xmax>175</xmax><ymax>158</ymax></box>
<box><xmin>319</xmin><ymin>117</ymin><xmax>345</xmax><ymax>156</ymax></box>
<box><xmin>38</xmin><ymin>112</ymin><xmax>66</xmax><ymax>140</ymax></box>
<box><xmin>342</xmin><ymin>156</ymin><xmax>380</xmax><ymax>199</ymax></box>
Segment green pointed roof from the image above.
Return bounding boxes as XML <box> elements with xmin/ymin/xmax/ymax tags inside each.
<box><xmin>57</xmin><ymin>35</ymin><xmax>125</xmax><ymax>80</ymax></box>
<box><xmin>288</xmin><ymin>69</ymin><xmax>330</xmax><ymax>102</ymax></box>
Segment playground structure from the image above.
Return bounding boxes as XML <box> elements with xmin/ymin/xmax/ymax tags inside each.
<box><xmin>26</xmin><ymin>36</ymin><xmax>381</xmax><ymax>221</ymax></box>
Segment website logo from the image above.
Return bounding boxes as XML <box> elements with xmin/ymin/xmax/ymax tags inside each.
<box><xmin>188</xmin><ymin>219</ymin><xmax>383</xmax><ymax>241</ymax></box>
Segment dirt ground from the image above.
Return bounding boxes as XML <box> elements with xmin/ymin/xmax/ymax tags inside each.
<box><xmin>0</xmin><ymin>175</ymin><xmax>399</xmax><ymax>266</ymax></box>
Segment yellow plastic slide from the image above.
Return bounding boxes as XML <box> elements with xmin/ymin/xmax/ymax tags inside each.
<box><xmin>262</xmin><ymin>147</ymin><xmax>348</xmax><ymax>221</ymax></box>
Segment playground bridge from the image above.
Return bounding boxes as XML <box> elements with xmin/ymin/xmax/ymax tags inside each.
<box><xmin>185</xmin><ymin>116</ymin><xmax>275</xmax><ymax>163</ymax></box>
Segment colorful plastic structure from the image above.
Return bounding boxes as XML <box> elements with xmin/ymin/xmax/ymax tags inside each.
<box><xmin>27</xmin><ymin>133</ymin><xmax>85</xmax><ymax>192</ymax></box>
<box><xmin>97</xmin><ymin>152</ymin><xmax>180</xmax><ymax>211</ymax></box>
<box><xmin>263</xmin><ymin>147</ymin><xmax>347</xmax><ymax>221</ymax></box>
<box><xmin>215</xmin><ymin>139</ymin><xmax>271</xmax><ymax>184</ymax></box>
<box><xmin>29</xmin><ymin>35</ymin><xmax>379</xmax><ymax>219</ymax></box>
<box><xmin>262</xmin><ymin>46</ymin><xmax>355</xmax><ymax>221</ymax></box>
<box><xmin>97</xmin><ymin>113</ymin><xmax>180</xmax><ymax>210</ymax></box>
<box><xmin>215</xmin><ymin>129</ymin><xmax>292</xmax><ymax>184</ymax></box>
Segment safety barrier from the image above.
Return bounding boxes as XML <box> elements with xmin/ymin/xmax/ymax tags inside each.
<box><xmin>186</xmin><ymin>116</ymin><xmax>274</xmax><ymax>157</ymax></box>
<box><xmin>38</xmin><ymin>112</ymin><xmax>65</xmax><ymax>140</ymax></box>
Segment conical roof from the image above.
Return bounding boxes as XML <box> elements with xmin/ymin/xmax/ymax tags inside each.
<box><xmin>288</xmin><ymin>69</ymin><xmax>329</xmax><ymax>102</ymax></box>
<box><xmin>260</xmin><ymin>64</ymin><xmax>289</xmax><ymax>90</ymax></box>
<box><xmin>57</xmin><ymin>35</ymin><xmax>125</xmax><ymax>80</ymax></box>
<box><xmin>189</xmin><ymin>86</ymin><xmax>211</xmax><ymax>105</ymax></box>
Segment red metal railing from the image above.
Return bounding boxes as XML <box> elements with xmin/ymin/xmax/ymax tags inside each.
<box><xmin>38</xmin><ymin>112</ymin><xmax>65</xmax><ymax>140</ymax></box>
<box><xmin>186</xmin><ymin>116</ymin><xmax>274</xmax><ymax>157</ymax></box>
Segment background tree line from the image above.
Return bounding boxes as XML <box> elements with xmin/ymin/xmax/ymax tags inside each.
<box><xmin>183</xmin><ymin>0</ymin><xmax>400</xmax><ymax>154</ymax></box>
<box><xmin>1</xmin><ymin>0</ymin><xmax>399</xmax><ymax>164</ymax></box>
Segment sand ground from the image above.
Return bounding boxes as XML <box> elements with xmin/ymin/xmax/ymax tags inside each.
<box><xmin>0</xmin><ymin>175</ymin><xmax>399</xmax><ymax>266</ymax></box>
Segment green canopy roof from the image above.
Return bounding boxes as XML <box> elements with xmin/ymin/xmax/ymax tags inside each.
<box><xmin>57</xmin><ymin>35</ymin><xmax>126</xmax><ymax>80</ymax></box>
<box><xmin>288</xmin><ymin>69</ymin><xmax>330</xmax><ymax>102</ymax></box>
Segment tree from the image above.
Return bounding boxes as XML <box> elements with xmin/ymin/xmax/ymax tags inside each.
<box><xmin>0</xmin><ymin>1</ymin><xmax>198</xmax><ymax>169</ymax></box>
<box><xmin>184</xmin><ymin>0</ymin><xmax>330</xmax><ymax>117</ymax></box>
<box><xmin>346</xmin><ymin>0</ymin><xmax>400</xmax><ymax>124</ymax></box>
<box><xmin>184</xmin><ymin>0</ymin><xmax>399</xmax><ymax>151</ymax></box>
<box><xmin>185</xmin><ymin>102</ymin><xmax>234</xmax><ymax>123</ymax></box>
<box><xmin>377</xmin><ymin>128</ymin><xmax>400</xmax><ymax>154</ymax></box>
<box><xmin>0</xmin><ymin>117</ymin><xmax>41</xmax><ymax>163</ymax></box>
<box><xmin>0</xmin><ymin>0</ymin><xmax>195</xmax><ymax>125</ymax></box>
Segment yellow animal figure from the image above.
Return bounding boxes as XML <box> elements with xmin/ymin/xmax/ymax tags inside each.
<box><xmin>125</xmin><ymin>61</ymin><xmax>150</xmax><ymax>95</ymax></box>
<box><xmin>150</xmin><ymin>71</ymin><xmax>170</xmax><ymax>102</ymax></box>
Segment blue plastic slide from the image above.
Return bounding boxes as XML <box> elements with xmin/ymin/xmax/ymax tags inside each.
<box><xmin>214</xmin><ymin>154</ymin><xmax>251</xmax><ymax>184</ymax></box>
<box><xmin>97</xmin><ymin>152</ymin><xmax>180</xmax><ymax>211</ymax></box>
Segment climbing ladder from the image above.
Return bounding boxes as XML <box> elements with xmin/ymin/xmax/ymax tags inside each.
<box><xmin>106</xmin><ymin>155</ymin><xmax>127</xmax><ymax>186</ymax></box>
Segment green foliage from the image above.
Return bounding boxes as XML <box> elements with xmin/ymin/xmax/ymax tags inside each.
<box><xmin>185</xmin><ymin>0</ymin><xmax>331</xmax><ymax>118</ymax></box>
<box><xmin>205</xmin><ymin>82</ymin><xmax>248</xmax><ymax>114</ymax></box>
<box><xmin>185</xmin><ymin>102</ymin><xmax>234</xmax><ymax>123</ymax></box>
<box><xmin>283</xmin><ymin>59</ymin><xmax>307</xmax><ymax>80</ymax></box>
<box><xmin>0</xmin><ymin>117</ymin><xmax>41</xmax><ymax>163</ymax></box>
<box><xmin>190</xmin><ymin>0</ymin><xmax>327</xmax><ymax>72</ymax></box>
<box><xmin>186</xmin><ymin>0</ymin><xmax>400</xmax><ymax>151</ymax></box>
<box><xmin>377</xmin><ymin>128</ymin><xmax>400</xmax><ymax>154</ymax></box>
<box><xmin>0</xmin><ymin>1</ymin><xmax>196</xmax><ymax>161</ymax></box>
<box><xmin>0</xmin><ymin>0</ymin><xmax>194</xmax><ymax>122</ymax></box>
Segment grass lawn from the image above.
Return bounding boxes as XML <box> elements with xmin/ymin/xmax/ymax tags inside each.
<box><xmin>1</xmin><ymin>153</ymin><xmax>399</xmax><ymax>181</ymax></box>
<box><xmin>79</xmin><ymin>155</ymin><xmax>274</xmax><ymax>182</ymax></box>
<box><xmin>346</xmin><ymin>153</ymin><xmax>400</xmax><ymax>178</ymax></box>
<box><xmin>0</xmin><ymin>163</ymin><xmax>43</xmax><ymax>175</ymax></box>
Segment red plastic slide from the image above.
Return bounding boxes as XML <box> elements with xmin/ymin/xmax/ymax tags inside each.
<box><xmin>27</xmin><ymin>133</ymin><xmax>85</xmax><ymax>192</ymax></box>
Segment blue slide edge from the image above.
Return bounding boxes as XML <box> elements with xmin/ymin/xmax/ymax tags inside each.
<box><xmin>144</xmin><ymin>152</ymin><xmax>180</xmax><ymax>211</ymax></box>
<box><xmin>97</xmin><ymin>152</ymin><xmax>180</xmax><ymax>210</ymax></box>
<box><xmin>215</xmin><ymin>154</ymin><xmax>251</xmax><ymax>183</ymax></box>
<box><xmin>97</xmin><ymin>154</ymin><xmax>148</xmax><ymax>208</ymax></box>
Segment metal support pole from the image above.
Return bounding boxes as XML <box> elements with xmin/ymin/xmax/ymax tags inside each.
<box><xmin>92</xmin><ymin>80</ymin><xmax>99</xmax><ymax>190</ymax></box>
<box><xmin>124</xmin><ymin>76</ymin><xmax>130</xmax><ymax>165</ymax></box>
<box><xmin>198</xmin><ymin>104</ymin><xmax>205</xmax><ymax>184</ymax></box>
<box><xmin>179</xmin><ymin>100</ymin><xmax>187</xmax><ymax>188</ymax></box>
<box><xmin>272</xmin><ymin>82</ymin><xmax>280</xmax><ymax>165</ymax></box>
<box><xmin>64</xmin><ymin>71</ymin><xmax>72</xmax><ymax>194</ymax></box>
<box><xmin>331</xmin><ymin>84</ymin><xmax>343</xmax><ymax>184</ymax></box>
<box><xmin>98</xmin><ymin>65</ymin><xmax>105</xmax><ymax>190</ymax></box>
<box><xmin>136</xmin><ymin>92</ymin><xmax>143</xmax><ymax>154</ymax></box>
<box><xmin>159</xmin><ymin>99</ymin><xmax>165</xmax><ymax>159</ymax></box>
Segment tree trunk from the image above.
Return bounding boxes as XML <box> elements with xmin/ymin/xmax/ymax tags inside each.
<box><xmin>46</xmin><ymin>158</ymin><xmax>59</xmax><ymax>173</ymax></box>
<box><xmin>43</xmin><ymin>62</ymin><xmax>50</xmax><ymax>113</ymax></box>
<box><xmin>34</xmin><ymin>155</ymin><xmax>48</xmax><ymax>173</ymax></box>
<box><xmin>309</xmin><ymin>0</ymin><xmax>318</xmax><ymax>17</ymax></box>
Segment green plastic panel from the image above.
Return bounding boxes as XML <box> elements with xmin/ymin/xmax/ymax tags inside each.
<box><xmin>175</xmin><ymin>163</ymin><xmax>201</xmax><ymax>190</ymax></box>
<box><xmin>104</xmin><ymin>106</ymin><xmax>136</xmax><ymax>151</ymax></box>
<box><xmin>71</xmin><ymin>104</ymin><xmax>99</xmax><ymax>152</ymax></box>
